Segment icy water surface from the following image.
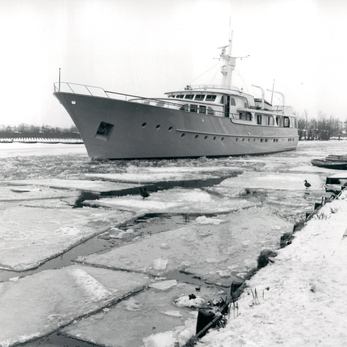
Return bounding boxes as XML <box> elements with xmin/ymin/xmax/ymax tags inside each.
<box><xmin>0</xmin><ymin>141</ymin><xmax>345</xmax><ymax>347</ymax></box>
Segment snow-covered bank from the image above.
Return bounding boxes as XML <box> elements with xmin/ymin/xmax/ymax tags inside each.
<box><xmin>198</xmin><ymin>191</ymin><xmax>347</xmax><ymax>347</ymax></box>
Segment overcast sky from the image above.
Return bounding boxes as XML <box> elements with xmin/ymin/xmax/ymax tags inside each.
<box><xmin>0</xmin><ymin>0</ymin><xmax>346</xmax><ymax>127</ymax></box>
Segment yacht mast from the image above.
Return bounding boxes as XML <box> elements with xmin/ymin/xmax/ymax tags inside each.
<box><xmin>219</xmin><ymin>32</ymin><xmax>249</xmax><ymax>89</ymax></box>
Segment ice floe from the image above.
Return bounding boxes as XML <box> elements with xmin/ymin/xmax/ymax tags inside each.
<box><xmin>0</xmin><ymin>185</ymin><xmax>79</xmax><ymax>202</ymax></box>
<box><xmin>0</xmin><ymin>265</ymin><xmax>148</xmax><ymax>346</ymax></box>
<box><xmin>62</xmin><ymin>282</ymin><xmax>219</xmax><ymax>347</ymax></box>
<box><xmin>78</xmin><ymin>207</ymin><xmax>292</xmax><ymax>286</ymax></box>
<box><xmin>84</xmin><ymin>188</ymin><xmax>255</xmax><ymax>214</ymax></box>
<box><xmin>4</xmin><ymin>178</ymin><xmax>140</xmax><ymax>194</ymax></box>
<box><xmin>0</xmin><ymin>206</ymin><xmax>134</xmax><ymax>271</ymax></box>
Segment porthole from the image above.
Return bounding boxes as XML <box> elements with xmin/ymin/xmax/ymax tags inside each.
<box><xmin>195</xmin><ymin>134</ymin><xmax>199</xmax><ymax>139</ymax></box>
<box><xmin>221</xmin><ymin>137</ymin><xmax>224</xmax><ymax>141</ymax></box>
<box><xmin>265</xmin><ymin>139</ymin><xmax>268</xmax><ymax>142</ymax></box>
<box><xmin>248</xmin><ymin>138</ymin><xmax>250</xmax><ymax>141</ymax></box>
<box><xmin>260</xmin><ymin>139</ymin><xmax>263</xmax><ymax>142</ymax></box>
<box><xmin>168</xmin><ymin>126</ymin><xmax>173</xmax><ymax>131</ymax></box>
<box><xmin>204</xmin><ymin>135</ymin><xmax>208</xmax><ymax>140</ymax></box>
<box><xmin>142</xmin><ymin>122</ymin><xmax>147</xmax><ymax>127</ymax></box>
<box><xmin>181</xmin><ymin>133</ymin><xmax>185</xmax><ymax>137</ymax></box>
<box><xmin>156</xmin><ymin>124</ymin><xmax>160</xmax><ymax>130</ymax></box>
<box><xmin>236</xmin><ymin>138</ymin><xmax>238</xmax><ymax>142</ymax></box>
<box><xmin>242</xmin><ymin>138</ymin><xmax>245</xmax><ymax>142</ymax></box>
<box><xmin>253</xmin><ymin>138</ymin><xmax>256</xmax><ymax>141</ymax></box>
<box><xmin>213</xmin><ymin>136</ymin><xmax>216</xmax><ymax>140</ymax></box>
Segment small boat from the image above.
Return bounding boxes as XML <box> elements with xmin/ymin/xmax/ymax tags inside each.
<box><xmin>311</xmin><ymin>156</ymin><xmax>347</xmax><ymax>170</ymax></box>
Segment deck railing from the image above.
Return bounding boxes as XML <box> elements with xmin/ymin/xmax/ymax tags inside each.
<box><xmin>53</xmin><ymin>81</ymin><xmax>226</xmax><ymax>115</ymax></box>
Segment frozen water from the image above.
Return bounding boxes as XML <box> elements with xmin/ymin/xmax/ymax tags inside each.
<box><xmin>0</xmin><ymin>185</ymin><xmax>79</xmax><ymax>202</ymax></box>
<box><xmin>0</xmin><ymin>143</ymin><xmax>86</xmax><ymax>158</ymax></box>
<box><xmin>0</xmin><ymin>206</ymin><xmax>134</xmax><ymax>271</ymax></box>
<box><xmin>0</xmin><ymin>265</ymin><xmax>148</xmax><ymax>346</ymax></box>
<box><xmin>5</xmin><ymin>179</ymin><xmax>140</xmax><ymax>194</ymax></box>
<box><xmin>216</xmin><ymin>172</ymin><xmax>324</xmax><ymax>191</ymax></box>
<box><xmin>62</xmin><ymin>282</ymin><xmax>219</xmax><ymax>347</ymax></box>
<box><xmin>79</xmin><ymin>207</ymin><xmax>292</xmax><ymax>286</ymax></box>
<box><xmin>84</xmin><ymin>188</ymin><xmax>255</xmax><ymax>214</ymax></box>
<box><xmin>85</xmin><ymin>165</ymin><xmax>242</xmax><ymax>184</ymax></box>
<box><xmin>85</xmin><ymin>172</ymin><xmax>219</xmax><ymax>183</ymax></box>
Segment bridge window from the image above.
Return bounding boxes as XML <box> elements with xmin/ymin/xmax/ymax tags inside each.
<box><xmin>190</xmin><ymin>104</ymin><xmax>198</xmax><ymax>113</ymax></box>
<box><xmin>195</xmin><ymin>94</ymin><xmax>205</xmax><ymax>101</ymax></box>
<box><xmin>230</xmin><ymin>97</ymin><xmax>236</xmax><ymax>106</ymax></box>
<box><xmin>176</xmin><ymin>94</ymin><xmax>184</xmax><ymax>98</ymax></box>
<box><xmin>199</xmin><ymin>105</ymin><xmax>206</xmax><ymax>114</ymax></box>
<box><xmin>206</xmin><ymin>95</ymin><xmax>217</xmax><ymax>102</ymax></box>
<box><xmin>179</xmin><ymin>104</ymin><xmax>189</xmax><ymax>112</ymax></box>
<box><xmin>184</xmin><ymin>94</ymin><xmax>194</xmax><ymax>100</ymax></box>
<box><xmin>283</xmin><ymin>117</ymin><xmax>290</xmax><ymax>127</ymax></box>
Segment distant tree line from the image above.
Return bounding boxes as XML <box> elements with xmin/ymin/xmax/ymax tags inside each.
<box><xmin>0</xmin><ymin>124</ymin><xmax>81</xmax><ymax>139</ymax></box>
<box><xmin>297</xmin><ymin>112</ymin><xmax>347</xmax><ymax>141</ymax></box>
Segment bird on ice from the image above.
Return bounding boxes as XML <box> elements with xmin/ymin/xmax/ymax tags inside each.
<box><xmin>304</xmin><ymin>179</ymin><xmax>311</xmax><ymax>188</ymax></box>
<box><xmin>139</xmin><ymin>186</ymin><xmax>150</xmax><ymax>199</ymax></box>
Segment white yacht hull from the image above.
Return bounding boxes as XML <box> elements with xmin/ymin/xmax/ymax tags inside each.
<box><xmin>55</xmin><ymin>92</ymin><xmax>298</xmax><ymax>160</ymax></box>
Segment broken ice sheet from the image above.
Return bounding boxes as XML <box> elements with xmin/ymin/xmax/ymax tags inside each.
<box><xmin>5</xmin><ymin>178</ymin><xmax>141</xmax><ymax>194</ymax></box>
<box><xmin>84</xmin><ymin>188</ymin><xmax>256</xmax><ymax>214</ymax></box>
<box><xmin>0</xmin><ymin>265</ymin><xmax>148</xmax><ymax>346</ymax></box>
<box><xmin>79</xmin><ymin>207</ymin><xmax>292</xmax><ymax>286</ymax></box>
<box><xmin>0</xmin><ymin>185</ymin><xmax>79</xmax><ymax>202</ymax></box>
<box><xmin>62</xmin><ymin>281</ymin><xmax>219</xmax><ymax>347</ymax></box>
<box><xmin>0</xmin><ymin>206</ymin><xmax>134</xmax><ymax>271</ymax></box>
<box><xmin>214</xmin><ymin>172</ymin><xmax>324</xmax><ymax>192</ymax></box>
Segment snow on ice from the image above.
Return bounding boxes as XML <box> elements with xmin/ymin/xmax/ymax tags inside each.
<box><xmin>0</xmin><ymin>206</ymin><xmax>134</xmax><ymax>271</ymax></box>
<box><xmin>78</xmin><ymin>207</ymin><xmax>292</xmax><ymax>286</ymax></box>
<box><xmin>62</xmin><ymin>281</ymin><xmax>219</xmax><ymax>347</ymax></box>
<box><xmin>198</xmin><ymin>192</ymin><xmax>347</xmax><ymax>347</ymax></box>
<box><xmin>0</xmin><ymin>265</ymin><xmax>148</xmax><ymax>346</ymax></box>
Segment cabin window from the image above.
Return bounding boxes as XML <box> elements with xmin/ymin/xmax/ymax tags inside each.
<box><xmin>230</xmin><ymin>97</ymin><xmax>236</xmax><ymax>106</ymax></box>
<box><xmin>199</xmin><ymin>105</ymin><xmax>206</xmax><ymax>114</ymax></box>
<box><xmin>168</xmin><ymin>95</ymin><xmax>174</xmax><ymax>98</ymax></box>
<box><xmin>268</xmin><ymin>116</ymin><xmax>274</xmax><ymax>126</ymax></box>
<box><xmin>96</xmin><ymin>121</ymin><xmax>114</xmax><ymax>141</ymax></box>
<box><xmin>283</xmin><ymin>117</ymin><xmax>290</xmax><ymax>127</ymax></box>
<box><xmin>206</xmin><ymin>95</ymin><xmax>217</xmax><ymax>102</ymax></box>
<box><xmin>195</xmin><ymin>94</ymin><xmax>205</xmax><ymax>101</ymax></box>
<box><xmin>207</xmin><ymin>107</ymin><xmax>215</xmax><ymax>116</ymax></box>
<box><xmin>185</xmin><ymin>94</ymin><xmax>194</xmax><ymax>100</ymax></box>
<box><xmin>179</xmin><ymin>104</ymin><xmax>189</xmax><ymax>112</ymax></box>
<box><xmin>239</xmin><ymin>111</ymin><xmax>252</xmax><ymax>121</ymax></box>
<box><xmin>276</xmin><ymin>116</ymin><xmax>282</xmax><ymax>126</ymax></box>
<box><xmin>256</xmin><ymin>114</ymin><xmax>262</xmax><ymax>125</ymax></box>
<box><xmin>177</xmin><ymin>94</ymin><xmax>184</xmax><ymax>98</ymax></box>
<box><xmin>190</xmin><ymin>104</ymin><xmax>198</xmax><ymax>113</ymax></box>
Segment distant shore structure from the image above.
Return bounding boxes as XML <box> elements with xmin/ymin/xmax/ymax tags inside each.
<box><xmin>54</xmin><ymin>33</ymin><xmax>298</xmax><ymax>160</ymax></box>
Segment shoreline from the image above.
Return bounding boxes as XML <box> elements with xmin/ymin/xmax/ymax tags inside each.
<box><xmin>198</xmin><ymin>190</ymin><xmax>347</xmax><ymax>346</ymax></box>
